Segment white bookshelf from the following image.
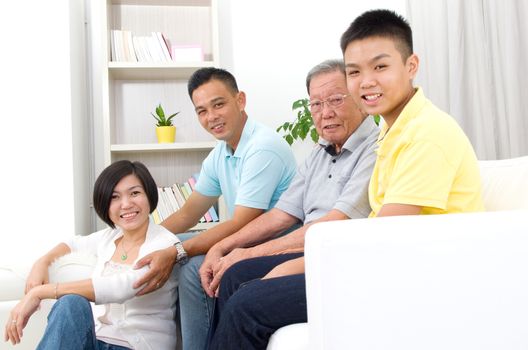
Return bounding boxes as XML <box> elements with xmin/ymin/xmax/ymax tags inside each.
<box><xmin>94</xmin><ymin>0</ymin><xmax>224</xmax><ymax>229</ymax></box>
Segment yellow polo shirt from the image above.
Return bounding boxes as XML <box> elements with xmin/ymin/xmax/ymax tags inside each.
<box><xmin>369</xmin><ymin>87</ymin><xmax>484</xmax><ymax>217</ymax></box>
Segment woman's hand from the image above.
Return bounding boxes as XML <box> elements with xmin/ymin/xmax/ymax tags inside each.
<box><xmin>4</xmin><ymin>288</ymin><xmax>43</xmax><ymax>345</ymax></box>
<box><xmin>25</xmin><ymin>260</ymin><xmax>49</xmax><ymax>294</ymax></box>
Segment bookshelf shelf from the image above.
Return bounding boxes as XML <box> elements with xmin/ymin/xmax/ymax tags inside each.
<box><xmin>110</xmin><ymin>141</ymin><xmax>217</xmax><ymax>153</ymax></box>
<box><xmin>109</xmin><ymin>61</ymin><xmax>217</xmax><ymax>80</ymax></box>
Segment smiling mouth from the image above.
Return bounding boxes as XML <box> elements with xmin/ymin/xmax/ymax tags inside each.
<box><xmin>323</xmin><ymin>124</ymin><xmax>340</xmax><ymax>130</ymax></box>
<box><xmin>210</xmin><ymin>123</ymin><xmax>225</xmax><ymax>131</ymax></box>
<box><xmin>362</xmin><ymin>93</ymin><xmax>382</xmax><ymax>101</ymax></box>
<box><xmin>120</xmin><ymin>211</ymin><xmax>138</xmax><ymax>219</ymax></box>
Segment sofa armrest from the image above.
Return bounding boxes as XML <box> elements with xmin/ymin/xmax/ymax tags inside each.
<box><xmin>305</xmin><ymin>210</ymin><xmax>528</xmax><ymax>349</ymax></box>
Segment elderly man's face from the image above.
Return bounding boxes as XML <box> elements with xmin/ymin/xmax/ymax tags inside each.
<box><xmin>309</xmin><ymin>70</ymin><xmax>365</xmax><ymax>151</ymax></box>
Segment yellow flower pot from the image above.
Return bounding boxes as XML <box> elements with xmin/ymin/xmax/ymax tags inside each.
<box><xmin>156</xmin><ymin>126</ymin><xmax>176</xmax><ymax>143</ymax></box>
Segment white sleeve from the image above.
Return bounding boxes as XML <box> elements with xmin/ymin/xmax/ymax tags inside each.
<box><xmin>64</xmin><ymin>228</ymin><xmax>110</xmax><ymax>255</ymax></box>
<box><xmin>92</xmin><ymin>265</ymin><xmax>150</xmax><ymax>304</ymax></box>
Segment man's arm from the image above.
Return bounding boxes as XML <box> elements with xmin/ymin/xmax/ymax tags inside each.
<box><xmin>376</xmin><ymin>203</ymin><xmax>422</xmax><ymax>217</ymax></box>
<box><xmin>203</xmin><ymin>209</ymin><xmax>348</xmax><ymax>296</ymax></box>
<box><xmin>133</xmin><ymin>193</ymin><xmax>264</xmax><ymax>295</ymax></box>
<box><xmin>161</xmin><ymin>191</ymin><xmax>218</xmax><ymax>235</ymax></box>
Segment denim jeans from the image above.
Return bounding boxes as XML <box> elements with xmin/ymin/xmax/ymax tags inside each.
<box><xmin>37</xmin><ymin>294</ymin><xmax>130</xmax><ymax>350</ymax></box>
<box><xmin>207</xmin><ymin>253</ymin><xmax>306</xmax><ymax>350</ymax></box>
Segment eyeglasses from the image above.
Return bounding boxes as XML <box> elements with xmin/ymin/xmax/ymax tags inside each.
<box><xmin>309</xmin><ymin>94</ymin><xmax>349</xmax><ymax>113</ymax></box>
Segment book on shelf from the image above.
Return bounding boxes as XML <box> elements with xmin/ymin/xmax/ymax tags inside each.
<box><xmin>152</xmin><ymin>180</ymin><xmax>220</xmax><ymax>225</ymax></box>
<box><xmin>110</xmin><ymin>30</ymin><xmax>174</xmax><ymax>63</ymax></box>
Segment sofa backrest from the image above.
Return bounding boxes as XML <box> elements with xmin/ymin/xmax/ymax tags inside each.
<box><xmin>479</xmin><ymin>156</ymin><xmax>528</xmax><ymax>211</ymax></box>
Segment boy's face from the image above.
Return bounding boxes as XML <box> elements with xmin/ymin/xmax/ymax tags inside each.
<box><xmin>344</xmin><ymin>36</ymin><xmax>418</xmax><ymax>125</ymax></box>
<box><xmin>192</xmin><ymin>79</ymin><xmax>246</xmax><ymax>149</ymax></box>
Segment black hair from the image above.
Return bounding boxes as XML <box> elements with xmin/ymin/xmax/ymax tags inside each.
<box><xmin>305</xmin><ymin>59</ymin><xmax>346</xmax><ymax>94</ymax></box>
<box><xmin>340</xmin><ymin>9</ymin><xmax>413</xmax><ymax>61</ymax></box>
<box><xmin>93</xmin><ymin>160</ymin><xmax>158</xmax><ymax>228</ymax></box>
<box><xmin>187</xmin><ymin>67</ymin><xmax>239</xmax><ymax>99</ymax></box>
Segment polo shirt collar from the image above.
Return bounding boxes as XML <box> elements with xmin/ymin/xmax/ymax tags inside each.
<box><xmin>318</xmin><ymin>116</ymin><xmax>378</xmax><ymax>155</ymax></box>
<box><xmin>378</xmin><ymin>87</ymin><xmax>426</xmax><ymax>142</ymax></box>
<box><xmin>223</xmin><ymin>117</ymin><xmax>256</xmax><ymax>158</ymax></box>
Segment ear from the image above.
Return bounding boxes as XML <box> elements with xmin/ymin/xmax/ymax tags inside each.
<box><xmin>236</xmin><ymin>91</ymin><xmax>247</xmax><ymax>111</ymax></box>
<box><xmin>406</xmin><ymin>53</ymin><xmax>419</xmax><ymax>79</ymax></box>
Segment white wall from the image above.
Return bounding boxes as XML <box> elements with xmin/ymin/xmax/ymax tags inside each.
<box><xmin>0</xmin><ymin>0</ymin><xmax>77</xmax><ymax>264</ymax></box>
<box><xmin>219</xmin><ymin>0</ymin><xmax>407</xmax><ymax>160</ymax></box>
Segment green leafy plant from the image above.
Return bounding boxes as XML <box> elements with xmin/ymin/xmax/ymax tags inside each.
<box><xmin>151</xmin><ymin>103</ymin><xmax>179</xmax><ymax>127</ymax></box>
<box><xmin>276</xmin><ymin>98</ymin><xmax>318</xmax><ymax>145</ymax></box>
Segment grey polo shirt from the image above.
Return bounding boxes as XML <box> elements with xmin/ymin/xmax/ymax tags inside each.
<box><xmin>275</xmin><ymin>117</ymin><xmax>379</xmax><ymax>223</ymax></box>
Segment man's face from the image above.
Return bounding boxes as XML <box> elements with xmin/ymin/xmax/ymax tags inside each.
<box><xmin>344</xmin><ymin>36</ymin><xmax>418</xmax><ymax>125</ymax></box>
<box><xmin>192</xmin><ymin>79</ymin><xmax>246</xmax><ymax>148</ymax></box>
<box><xmin>309</xmin><ymin>70</ymin><xmax>365</xmax><ymax>149</ymax></box>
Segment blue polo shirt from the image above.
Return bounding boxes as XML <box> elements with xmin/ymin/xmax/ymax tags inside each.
<box><xmin>195</xmin><ymin>118</ymin><xmax>296</xmax><ymax>218</ymax></box>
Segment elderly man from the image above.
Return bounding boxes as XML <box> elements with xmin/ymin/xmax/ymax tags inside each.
<box><xmin>202</xmin><ymin>59</ymin><xmax>379</xmax><ymax>350</ymax></box>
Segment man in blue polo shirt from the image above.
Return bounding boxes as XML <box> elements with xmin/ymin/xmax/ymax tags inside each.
<box><xmin>133</xmin><ymin>67</ymin><xmax>296</xmax><ymax>350</ymax></box>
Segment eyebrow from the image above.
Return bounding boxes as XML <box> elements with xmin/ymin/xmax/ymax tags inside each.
<box><xmin>113</xmin><ymin>185</ymin><xmax>143</xmax><ymax>194</ymax></box>
<box><xmin>195</xmin><ymin>96</ymin><xmax>225</xmax><ymax>112</ymax></box>
<box><xmin>346</xmin><ymin>53</ymin><xmax>391</xmax><ymax>68</ymax></box>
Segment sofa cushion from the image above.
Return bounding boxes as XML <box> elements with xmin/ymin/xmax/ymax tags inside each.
<box><xmin>479</xmin><ymin>156</ymin><xmax>528</xmax><ymax>211</ymax></box>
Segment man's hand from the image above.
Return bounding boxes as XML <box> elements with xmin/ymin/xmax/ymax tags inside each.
<box><xmin>133</xmin><ymin>247</ymin><xmax>177</xmax><ymax>296</ymax></box>
<box><xmin>199</xmin><ymin>247</ymin><xmax>225</xmax><ymax>298</ymax></box>
<box><xmin>208</xmin><ymin>247</ymin><xmax>253</xmax><ymax>297</ymax></box>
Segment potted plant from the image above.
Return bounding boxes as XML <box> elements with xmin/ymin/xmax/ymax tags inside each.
<box><xmin>151</xmin><ymin>103</ymin><xmax>179</xmax><ymax>143</ymax></box>
<box><xmin>276</xmin><ymin>98</ymin><xmax>381</xmax><ymax>146</ymax></box>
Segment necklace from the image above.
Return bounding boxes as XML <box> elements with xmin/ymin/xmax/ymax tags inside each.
<box><xmin>120</xmin><ymin>240</ymin><xmax>131</xmax><ymax>261</ymax></box>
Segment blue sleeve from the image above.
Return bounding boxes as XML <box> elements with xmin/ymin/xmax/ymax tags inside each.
<box><xmin>236</xmin><ymin>150</ymin><xmax>291</xmax><ymax>210</ymax></box>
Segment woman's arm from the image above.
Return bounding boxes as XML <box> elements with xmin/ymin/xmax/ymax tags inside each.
<box><xmin>25</xmin><ymin>243</ymin><xmax>71</xmax><ymax>293</ymax></box>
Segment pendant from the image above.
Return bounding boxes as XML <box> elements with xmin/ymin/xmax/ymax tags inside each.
<box><xmin>121</xmin><ymin>253</ymin><xmax>127</xmax><ymax>261</ymax></box>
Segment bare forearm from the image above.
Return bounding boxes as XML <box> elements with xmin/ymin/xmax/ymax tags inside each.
<box><xmin>35</xmin><ymin>243</ymin><xmax>71</xmax><ymax>267</ymax></box>
<box><xmin>161</xmin><ymin>210</ymin><xmax>196</xmax><ymax>235</ymax></box>
<box><xmin>34</xmin><ymin>279</ymin><xmax>95</xmax><ymax>301</ymax></box>
<box><xmin>216</xmin><ymin>209</ymin><xmax>298</xmax><ymax>254</ymax></box>
<box><xmin>247</xmin><ymin>209</ymin><xmax>350</xmax><ymax>257</ymax></box>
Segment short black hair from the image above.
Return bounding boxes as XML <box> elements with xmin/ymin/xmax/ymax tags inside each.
<box><xmin>93</xmin><ymin>160</ymin><xmax>158</xmax><ymax>228</ymax></box>
<box><xmin>187</xmin><ymin>67</ymin><xmax>239</xmax><ymax>99</ymax></box>
<box><xmin>340</xmin><ymin>9</ymin><xmax>413</xmax><ymax>61</ymax></box>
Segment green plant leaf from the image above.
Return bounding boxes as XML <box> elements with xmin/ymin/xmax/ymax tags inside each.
<box><xmin>373</xmin><ymin>114</ymin><xmax>381</xmax><ymax>126</ymax></box>
<box><xmin>285</xmin><ymin>135</ymin><xmax>294</xmax><ymax>145</ymax></box>
<box><xmin>310</xmin><ymin>128</ymin><xmax>319</xmax><ymax>143</ymax></box>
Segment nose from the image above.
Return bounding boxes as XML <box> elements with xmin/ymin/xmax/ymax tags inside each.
<box><xmin>321</xmin><ymin>101</ymin><xmax>336</xmax><ymax>118</ymax></box>
<box><xmin>120</xmin><ymin>196</ymin><xmax>133</xmax><ymax>209</ymax></box>
<box><xmin>359</xmin><ymin>73</ymin><xmax>376</xmax><ymax>90</ymax></box>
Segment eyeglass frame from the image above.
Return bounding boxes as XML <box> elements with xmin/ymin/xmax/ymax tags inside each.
<box><xmin>308</xmin><ymin>94</ymin><xmax>350</xmax><ymax>113</ymax></box>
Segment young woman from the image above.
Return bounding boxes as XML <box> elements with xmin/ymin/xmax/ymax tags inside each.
<box><xmin>4</xmin><ymin>160</ymin><xmax>180</xmax><ymax>350</ymax></box>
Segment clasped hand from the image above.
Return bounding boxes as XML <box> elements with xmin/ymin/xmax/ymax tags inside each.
<box><xmin>199</xmin><ymin>247</ymin><xmax>251</xmax><ymax>298</ymax></box>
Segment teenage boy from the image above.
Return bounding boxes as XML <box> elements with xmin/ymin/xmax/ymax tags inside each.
<box><xmin>133</xmin><ymin>67</ymin><xmax>297</xmax><ymax>350</ymax></box>
<box><xmin>341</xmin><ymin>9</ymin><xmax>483</xmax><ymax>217</ymax></box>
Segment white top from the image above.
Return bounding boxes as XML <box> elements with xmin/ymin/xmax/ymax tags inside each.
<box><xmin>64</xmin><ymin>223</ymin><xmax>179</xmax><ymax>350</ymax></box>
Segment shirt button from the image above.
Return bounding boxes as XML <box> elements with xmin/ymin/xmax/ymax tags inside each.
<box><xmin>332</xmin><ymin>159</ymin><xmax>336</xmax><ymax>163</ymax></box>
<box><xmin>328</xmin><ymin>174</ymin><xmax>332</xmax><ymax>178</ymax></box>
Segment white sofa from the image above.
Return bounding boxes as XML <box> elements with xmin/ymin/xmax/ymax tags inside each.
<box><xmin>267</xmin><ymin>155</ymin><xmax>528</xmax><ymax>350</ymax></box>
<box><xmin>1</xmin><ymin>156</ymin><xmax>527</xmax><ymax>349</ymax></box>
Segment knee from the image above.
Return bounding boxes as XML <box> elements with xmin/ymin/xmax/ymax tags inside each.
<box><xmin>49</xmin><ymin>295</ymin><xmax>91</xmax><ymax>320</ymax></box>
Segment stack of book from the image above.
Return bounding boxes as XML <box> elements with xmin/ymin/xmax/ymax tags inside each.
<box><xmin>151</xmin><ymin>174</ymin><xmax>219</xmax><ymax>225</ymax></box>
<box><xmin>110</xmin><ymin>30</ymin><xmax>172</xmax><ymax>62</ymax></box>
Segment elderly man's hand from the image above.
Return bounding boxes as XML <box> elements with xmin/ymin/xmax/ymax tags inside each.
<box><xmin>199</xmin><ymin>247</ymin><xmax>225</xmax><ymax>298</ymax></box>
<box><xmin>133</xmin><ymin>247</ymin><xmax>177</xmax><ymax>296</ymax></box>
<box><xmin>208</xmin><ymin>248</ymin><xmax>253</xmax><ymax>296</ymax></box>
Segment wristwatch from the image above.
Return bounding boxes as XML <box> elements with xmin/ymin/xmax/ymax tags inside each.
<box><xmin>174</xmin><ymin>242</ymin><xmax>188</xmax><ymax>265</ymax></box>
